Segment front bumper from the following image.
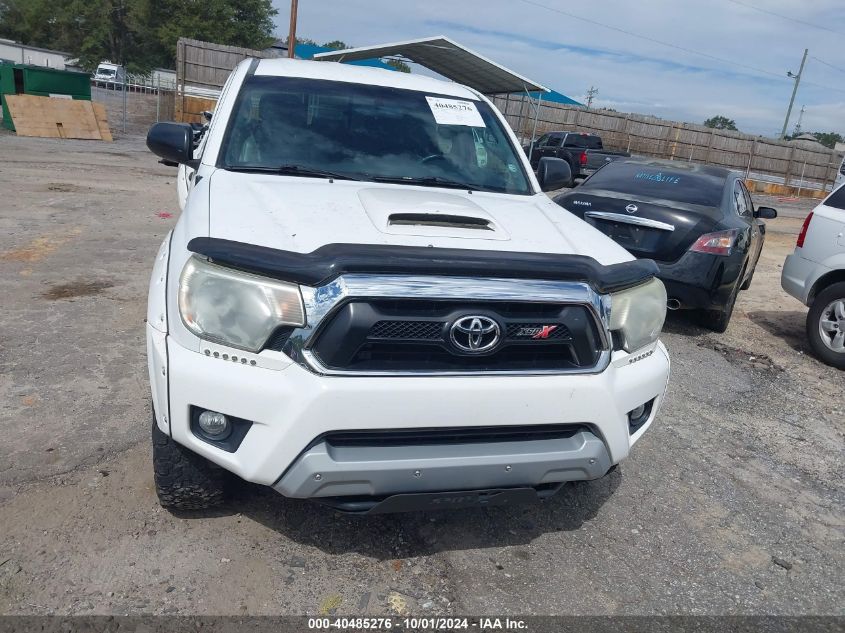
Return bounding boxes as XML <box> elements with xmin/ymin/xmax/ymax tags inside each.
<box><xmin>150</xmin><ymin>327</ymin><xmax>670</xmax><ymax>495</ymax></box>
<box><xmin>274</xmin><ymin>429</ymin><xmax>612</xmax><ymax>499</ymax></box>
<box><xmin>656</xmin><ymin>250</ymin><xmax>744</xmax><ymax>310</ymax></box>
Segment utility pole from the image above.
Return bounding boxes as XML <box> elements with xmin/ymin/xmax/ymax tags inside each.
<box><xmin>780</xmin><ymin>48</ymin><xmax>807</xmax><ymax>139</ymax></box>
<box><xmin>287</xmin><ymin>0</ymin><xmax>298</xmax><ymax>59</ymax></box>
<box><xmin>585</xmin><ymin>86</ymin><xmax>598</xmax><ymax>109</ymax></box>
<box><xmin>792</xmin><ymin>105</ymin><xmax>806</xmax><ymax>137</ymax></box>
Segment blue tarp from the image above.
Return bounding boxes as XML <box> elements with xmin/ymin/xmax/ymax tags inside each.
<box><xmin>294</xmin><ymin>44</ymin><xmax>397</xmax><ymax>71</ymax></box>
<box><xmin>528</xmin><ymin>89</ymin><xmax>582</xmax><ymax>106</ymax></box>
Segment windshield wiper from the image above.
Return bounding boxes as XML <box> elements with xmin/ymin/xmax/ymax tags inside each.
<box><xmin>370</xmin><ymin>175</ymin><xmax>482</xmax><ymax>191</ymax></box>
<box><xmin>226</xmin><ymin>164</ymin><xmax>362</xmax><ymax>181</ymax></box>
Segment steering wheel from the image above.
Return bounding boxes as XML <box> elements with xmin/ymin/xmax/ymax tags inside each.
<box><xmin>419</xmin><ymin>153</ymin><xmax>447</xmax><ymax>164</ymax></box>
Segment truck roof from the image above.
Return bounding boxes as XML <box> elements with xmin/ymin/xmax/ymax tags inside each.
<box><xmin>545</xmin><ymin>131</ymin><xmax>600</xmax><ymax>137</ymax></box>
<box><xmin>254</xmin><ymin>57</ymin><xmax>479</xmax><ymax>100</ymax></box>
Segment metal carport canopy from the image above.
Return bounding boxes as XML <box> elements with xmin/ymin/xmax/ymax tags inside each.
<box><xmin>312</xmin><ymin>35</ymin><xmax>549</xmax><ymax>95</ymax></box>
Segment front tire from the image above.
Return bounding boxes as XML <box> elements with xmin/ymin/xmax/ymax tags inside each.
<box><xmin>152</xmin><ymin>416</ymin><xmax>227</xmax><ymax>510</ymax></box>
<box><xmin>806</xmin><ymin>282</ymin><xmax>845</xmax><ymax>370</ymax></box>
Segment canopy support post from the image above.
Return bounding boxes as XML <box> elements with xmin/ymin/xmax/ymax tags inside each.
<box><xmin>527</xmin><ymin>88</ymin><xmax>543</xmax><ymax>161</ymax></box>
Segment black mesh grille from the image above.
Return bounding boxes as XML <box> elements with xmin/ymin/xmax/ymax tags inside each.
<box><xmin>311</xmin><ymin>299</ymin><xmax>603</xmax><ymax>372</ymax></box>
<box><xmin>349</xmin><ymin>342</ymin><xmax>579</xmax><ymax>372</ymax></box>
<box><xmin>369</xmin><ymin>320</ymin><xmax>444</xmax><ymax>340</ymax></box>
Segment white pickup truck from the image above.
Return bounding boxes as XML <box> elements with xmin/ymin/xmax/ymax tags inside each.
<box><xmin>144</xmin><ymin>58</ymin><xmax>671</xmax><ymax>513</ymax></box>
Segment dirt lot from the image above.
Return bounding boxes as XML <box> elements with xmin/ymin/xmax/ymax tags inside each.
<box><xmin>0</xmin><ymin>133</ymin><xmax>842</xmax><ymax>617</ymax></box>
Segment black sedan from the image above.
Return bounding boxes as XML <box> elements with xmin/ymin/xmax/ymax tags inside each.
<box><xmin>554</xmin><ymin>159</ymin><xmax>777</xmax><ymax>332</ymax></box>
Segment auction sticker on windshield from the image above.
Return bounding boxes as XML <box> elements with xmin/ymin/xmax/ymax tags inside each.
<box><xmin>426</xmin><ymin>96</ymin><xmax>486</xmax><ymax>127</ymax></box>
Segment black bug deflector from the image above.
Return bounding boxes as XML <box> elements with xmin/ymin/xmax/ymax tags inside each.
<box><xmin>187</xmin><ymin>238</ymin><xmax>659</xmax><ymax>294</ymax></box>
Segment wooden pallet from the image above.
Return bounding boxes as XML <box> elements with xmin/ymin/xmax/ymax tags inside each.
<box><xmin>5</xmin><ymin>95</ymin><xmax>112</xmax><ymax>141</ymax></box>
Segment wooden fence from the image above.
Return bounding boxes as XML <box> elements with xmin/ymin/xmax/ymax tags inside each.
<box><xmin>175</xmin><ymin>38</ymin><xmax>276</xmax><ymax>123</ymax></box>
<box><xmin>493</xmin><ymin>94</ymin><xmax>843</xmax><ymax>193</ymax></box>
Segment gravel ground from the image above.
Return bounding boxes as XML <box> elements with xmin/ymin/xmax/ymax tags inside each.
<box><xmin>0</xmin><ymin>133</ymin><xmax>842</xmax><ymax>617</ymax></box>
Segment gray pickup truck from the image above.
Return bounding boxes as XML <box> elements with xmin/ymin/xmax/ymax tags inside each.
<box><xmin>525</xmin><ymin>131</ymin><xmax>629</xmax><ymax>182</ymax></box>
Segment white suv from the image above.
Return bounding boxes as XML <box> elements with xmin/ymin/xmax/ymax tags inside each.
<box><xmin>144</xmin><ymin>58</ymin><xmax>671</xmax><ymax>513</ymax></box>
<box><xmin>782</xmin><ymin>185</ymin><xmax>845</xmax><ymax>369</ymax></box>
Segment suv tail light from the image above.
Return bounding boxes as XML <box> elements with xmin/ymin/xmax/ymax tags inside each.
<box><xmin>579</xmin><ymin>151</ymin><xmax>587</xmax><ymax>166</ymax></box>
<box><xmin>689</xmin><ymin>229</ymin><xmax>739</xmax><ymax>256</ymax></box>
<box><xmin>796</xmin><ymin>212</ymin><xmax>814</xmax><ymax>248</ymax></box>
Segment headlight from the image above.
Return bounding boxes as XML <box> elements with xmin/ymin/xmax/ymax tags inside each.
<box><xmin>178</xmin><ymin>255</ymin><xmax>305</xmax><ymax>352</ymax></box>
<box><xmin>609</xmin><ymin>277</ymin><xmax>667</xmax><ymax>352</ymax></box>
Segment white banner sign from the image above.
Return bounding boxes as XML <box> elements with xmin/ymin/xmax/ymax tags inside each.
<box><xmin>425</xmin><ymin>96</ymin><xmax>486</xmax><ymax>127</ymax></box>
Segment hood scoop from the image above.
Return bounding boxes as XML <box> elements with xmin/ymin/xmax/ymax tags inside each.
<box><xmin>360</xmin><ymin>187</ymin><xmax>509</xmax><ymax>241</ymax></box>
<box><xmin>388</xmin><ymin>213</ymin><xmax>493</xmax><ymax>231</ymax></box>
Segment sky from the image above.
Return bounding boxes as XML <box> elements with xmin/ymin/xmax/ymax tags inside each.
<box><xmin>270</xmin><ymin>0</ymin><xmax>845</xmax><ymax>138</ymax></box>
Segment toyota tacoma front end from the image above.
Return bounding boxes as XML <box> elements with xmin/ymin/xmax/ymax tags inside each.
<box><xmin>144</xmin><ymin>57</ymin><xmax>671</xmax><ymax>513</ymax></box>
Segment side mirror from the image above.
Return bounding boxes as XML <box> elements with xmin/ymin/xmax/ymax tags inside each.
<box><xmin>537</xmin><ymin>157</ymin><xmax>572</xmax><ymax>192</ymax></box>
<box><xmin>146</xmin><ymin>122</ymin><xmax>199</xmax><ymax>169</ymax></box>
<box><xmin>755</xmin><ymin>206</ymin><xmax>777</xmax><ymax>219</ymax></box>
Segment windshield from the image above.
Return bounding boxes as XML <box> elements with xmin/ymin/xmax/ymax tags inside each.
<box><xmin>97</xmin><ymin>68</ymin><xmax>116</xmax><ymax>76</ymax></box>
<box><xmin>219</xmin><ymin>76</ymin><xmax>532</xmax><ymax>195</ymax></box>
<box><xmin>580</xmin><ymin>162</ymin><xmax>725</xmax><ymax>207</ymax></box>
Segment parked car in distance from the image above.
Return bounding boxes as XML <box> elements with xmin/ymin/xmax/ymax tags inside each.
<box><xmin>781</xmin><ymin>185</ymin><xmax>845</xmax><ymax>369</ymax></box>
<box><xmin>143</xmin><ymin>57</ymin><xmax>671</xmax><ymax>514</ymax></box>
<box><xmin>554</xmin><ymin>159</ymin><xmax>777</xmax><ymax>332</ymax></box>
<box><xmin>93</xmin><ymin>61</ymin><xmax>125</xmax><ymax>89</ymax></box>
<box><xmin>524</xmin><ymin>131</ymin><xmax>629</xmax><ymax>182</ymax></box>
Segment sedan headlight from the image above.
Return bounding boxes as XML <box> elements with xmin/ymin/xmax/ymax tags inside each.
<box><xmin>609</xmin><ymin>278</ymin><xmax>667</xmax><ymax>352</ymax></box>
<box><xmin>178</xmin><ymin>255</ymin><xmax>305</xmax><ymax>352</ymax></box>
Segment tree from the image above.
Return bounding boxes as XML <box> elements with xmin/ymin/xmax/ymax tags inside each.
<box><xmin>811</xmin><ymin>132</ymin><xmax>843</xmax><ymax>149</ymax></box>
<box><xmin>322</xmin><ymin>40</ymin><xmax>348</xmax><ymax>50</ymax></box>
<box><xmin>703</xmin><ymin>115</ymin><xmax>738</xmax><ymax>131</ymax></box>
<box><xmin>0</xmin><ymin>0</ymin><xmax>277</xmax><ymax>71</ymax></box>
<box><xmin>385</xmin><ymin>59</ymin><xmax>411</xmax><ymax>73</ymax></box>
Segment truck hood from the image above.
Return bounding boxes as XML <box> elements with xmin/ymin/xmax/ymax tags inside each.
<box><xmin>206</xmin><ymin>170</ymin><xmax>633</xmax><ymax>266</ymax></box>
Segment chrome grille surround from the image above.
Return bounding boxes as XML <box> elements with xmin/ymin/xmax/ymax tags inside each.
<box><xmin>282</xmin><ymin>274</ymin><xmax>612</xmax><ymax>377</ymax></box>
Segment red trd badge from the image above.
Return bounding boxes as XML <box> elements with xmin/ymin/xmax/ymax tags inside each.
<box><xmin>532</xmin><ymin>325</ymin><xmax>558</xmax><ymax>339</ymax></box>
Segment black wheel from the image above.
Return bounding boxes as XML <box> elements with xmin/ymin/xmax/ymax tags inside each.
<box><xmin>699</xmin><ymin>275</ymin><xmax>742</xmax><ymax>333</ymax></box>
<box><xmin>806</xmin><ymin>282</ymin><xmax>845</xmax><ymax>370</ymax></box>
<box><xmin>152</xmin><ymin>415</ymin><xmax>227</xmax><ymax>510</ymax></box>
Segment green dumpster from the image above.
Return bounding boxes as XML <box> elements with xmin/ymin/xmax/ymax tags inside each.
<box><xmin>1</xmin><ymin>63</ymin><xmax>91</xmax><ymax>131</ymax></box>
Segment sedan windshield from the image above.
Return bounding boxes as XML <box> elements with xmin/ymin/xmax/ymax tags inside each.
<box><xmin>219</xmin><ymin>76</ymin><xmax>532</xmax><ymax>195</ymax></box>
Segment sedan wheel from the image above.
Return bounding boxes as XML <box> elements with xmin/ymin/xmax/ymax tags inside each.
<box><xmin>807</xmin><ymin>282</ymin><xmax>845</xmax><ymax>369</ymax></box>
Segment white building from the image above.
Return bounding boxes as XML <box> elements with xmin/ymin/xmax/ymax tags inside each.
<box><xmin>0</xmin><ymin>39</ymin><xmax>70</xmax><ymax>69</ymax></box>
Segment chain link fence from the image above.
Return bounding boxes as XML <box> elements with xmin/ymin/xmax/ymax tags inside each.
<box><xmin>91</xmin><ymin>72</ymin><xmax>176</xmax><ymax>137</ymax></box>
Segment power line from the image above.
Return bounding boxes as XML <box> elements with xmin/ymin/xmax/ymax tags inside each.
<box><xmin>723</xmin><ymin>0</ymin><xmax>845</xmax><ymax>37</ymax></box>
<box><xmin>513</xmin><ymin>0</ymin><xmax>845</xmax><ymax>93</ymax></box>
<box><xmin>810</xmin><ymin>55</ymin><xmax>845</xmax><ymax>75</ymax></box>
<box><xmin>515</xmin><ymin>0</ymin><xmax>786</xmax><ymax>80</ymax></box>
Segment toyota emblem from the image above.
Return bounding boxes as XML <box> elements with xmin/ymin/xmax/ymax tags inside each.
<box><xmin>625</xmin><ymin>204</ymin><xmax>638</xmax><ymax>214</ymax></box>
<box><xmin>449</xmin><ymin>316</ymin><xmax>500</xmax><ymax>353</ymax></box>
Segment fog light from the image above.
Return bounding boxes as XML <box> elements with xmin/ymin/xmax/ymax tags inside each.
<box><xmin>198</xmin><ymin>410</ymin><xmax>230</xmax><ymax>437</ymax></box>
<box><xmin>628</xmin><ymin>400</ymin><xmax>654</xmax><ymax>434</ymax></box>
<box><xmin>629</xmin><ymin>404</ymin><xmax>647</xmax><ymax>421</ymax></box>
